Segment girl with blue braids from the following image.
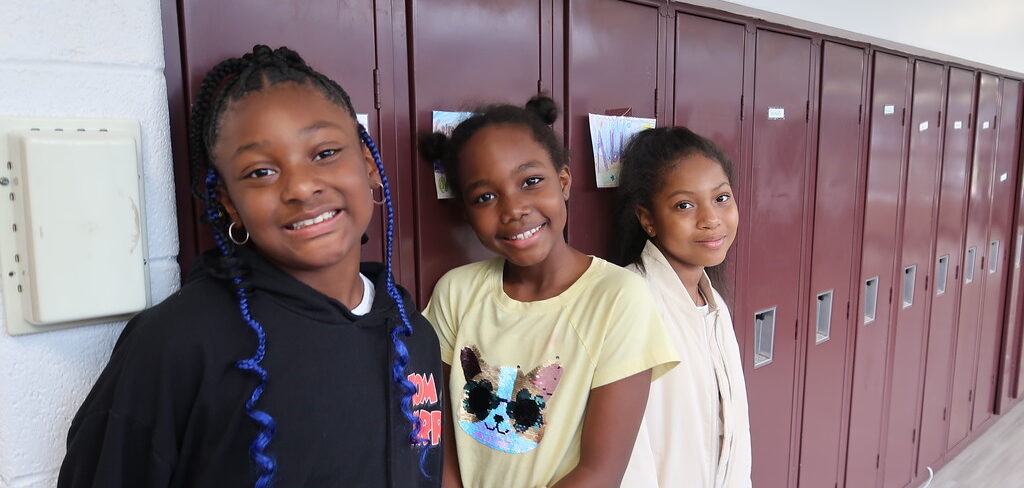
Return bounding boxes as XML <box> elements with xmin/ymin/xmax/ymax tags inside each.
<box><xmin>58</xmin><ymin>45</ymin><xmax>442</xmax><ymax>487</ymax></box>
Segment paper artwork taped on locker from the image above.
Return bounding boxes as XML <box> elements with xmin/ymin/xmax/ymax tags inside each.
<box><xmin>431</xmin><ymin>111</ymin><xmax>473</xmax><ymax>199</ymax></box>
<box><xmin>588</xmin><ymin>113</ymin><xmax>655</xmax><ymax>188</ymax></box>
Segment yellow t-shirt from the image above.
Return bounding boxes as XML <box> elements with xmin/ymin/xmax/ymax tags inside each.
<box><xmin>423</xmin><ymin>256</ymin><xmax>679</xmax><ymax>488</ymax></box>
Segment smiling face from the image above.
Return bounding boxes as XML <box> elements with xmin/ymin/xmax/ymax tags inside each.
<box><xmin>456</xmin><ymin>124</ymin><xmax>572</xmax><ymax>268</ymax></box>
<box><xmin>636</xmin><ymin>153</ymin><xmax>738</xmax><ymax>276</ymax></box>
<box><xmin>210</xmin><ymin>81</ymin><xmax>378</xmax><ymax>280</ymax></box>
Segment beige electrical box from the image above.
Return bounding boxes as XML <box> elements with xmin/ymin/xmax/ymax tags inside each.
<box><xmin>0</xmin><ymin>117</ymin><xmax>149</xmax><ymax>336</ymax></box>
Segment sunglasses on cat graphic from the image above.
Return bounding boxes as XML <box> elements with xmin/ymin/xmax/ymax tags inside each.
<box><xmin>464</xmin><ymin>379</ymin><xmax>545</xmax><ymax>432</ymax></box>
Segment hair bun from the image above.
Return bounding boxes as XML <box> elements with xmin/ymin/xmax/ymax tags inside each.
<box><xmin>273</xmin><ymin>46</ymin><xmax>306</xmax><ymax>66</ymax></box>
<box><xmin>525</xmin><ymin>95</ymin><xmax>558</xmax><ymax>125</ymax></box>
<box><xmin>418</xmin><ymin>132</ymin><xmax>450</xmax><ymax>162</ymax></box>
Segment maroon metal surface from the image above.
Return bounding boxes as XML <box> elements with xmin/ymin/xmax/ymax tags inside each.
<box><xmin>972</xmin><ymin>77</ymin><xmax>1022</xmax><ymax>425</ymax></box>
<box><xmin>916</xmin><ymin>66</ymin><xmax>977</xmax><ymax>475</ymax></box>
<box><xmin>566</xmin><ymin>0</ymin><xmax>662</xmax><ymax>258</ymax></box>
<box><xmin>797</xmin><ymin>40</ymin><xmax>867</xmax><ymax>488</ymax></box>
<box><xmin>409</xmin><ymin>0</ymin><xmax>545</xmax><ymax>303</ymax></box>
<box><xmin>742</xmin><ymin>29</ymin><xmax>812</xmax><ymax>488</ymax></box>
<box><xmin>948</xmin><ymin>73</ymin><xmax>1000</xmax><ymax>449</ymax></box>
<box><xmin>178</xmin><ymin>0</ymin><xmax>387</xmax><ymax>263</ymax></box>
<box><xmin>846</xmin><ymin>51</ymin><xmax>910</xmax><ymax>488</ymax></box>
<box><xmin>882</xmin><ymin>60</ymin><xmax>945</xmax><ymax>488</ymax></box>
<box><xmin>994</xmin><ymin>79</ymin><xmax>1023</xmax><ymax>412</ymax></box>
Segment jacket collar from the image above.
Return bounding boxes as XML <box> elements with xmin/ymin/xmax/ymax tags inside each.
<box><xmin>640</xmin><ymin>240</ymin><xmax>719</xmax><ymax>314</ymax></box>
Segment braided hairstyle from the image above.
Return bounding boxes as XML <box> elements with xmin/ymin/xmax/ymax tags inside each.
<box><xmin>418</xmin><ymin>95</ymin><xmax>566</xmax><ymax>201</ymax></box>
<box><xmin>187</xmin><ymin>45</ymin><xmax>428</xmax><ymax>486</ymax></box>
<box><xmin>610</xmin><ymin>126</ymin><xmax>735</xmax><ymax>295</ymax></box>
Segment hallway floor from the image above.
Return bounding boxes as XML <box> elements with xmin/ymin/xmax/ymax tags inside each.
<box><xmin>928</xmin><ymin>400</ymin><xmax>1024</xmax><ymax>487</ymax></box>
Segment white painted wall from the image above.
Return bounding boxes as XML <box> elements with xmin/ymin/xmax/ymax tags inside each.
<box><xmin>0</xmin><ymin>1</ymin><xmax>180</xmax><ymax>487</ymax></box>
<box><xmin>682</xmin><ymin>0</ymin><xmax>1024</xmax><ymax>76</ymax></box>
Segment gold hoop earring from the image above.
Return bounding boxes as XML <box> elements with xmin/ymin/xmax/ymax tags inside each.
<box><xmin>228</xmin><ymin>221</ymin><xmax>250</xmax><ymax>245</ymax></box>
<box><xmin>370</xmin><ymin>182</ymin><xmax>385</xmax><ymax>206</ymax></box>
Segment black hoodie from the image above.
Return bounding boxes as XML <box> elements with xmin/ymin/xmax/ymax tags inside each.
<box><xmin>58</xmin><ymin>247</ymin><xmax>444</xmax><ymax>487</ymax></box>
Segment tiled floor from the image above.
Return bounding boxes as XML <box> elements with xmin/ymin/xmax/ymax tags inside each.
<box><xmin>926</xmin><ymin>400</ymin><xmax>1024</xmax><ymax>487</ymax></box>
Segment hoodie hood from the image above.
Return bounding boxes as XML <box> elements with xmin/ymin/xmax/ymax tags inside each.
<box><xmin>187</xmin><ymin>246</ymin><xmax>407</xmax><ymax>328</ymax></box>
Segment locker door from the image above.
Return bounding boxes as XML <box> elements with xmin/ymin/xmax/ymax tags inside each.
<box><xmin>882</xmin><ymin>60</ymin><xmax>945</xmax><ymax>488</ymax></box>
<box><xmin>179</xmin><ymin>0</ymin><xmax>386</xmax><ymax>261</ymax></box>
<box><xmin>410</xmin><ymin>0</ymin><xmax>545</xmax><ymax>303</ymax></box>
<box><xmin>917</xmin><ymin>66</ymin><xmax>976</xmax><ymax>474</ymax></box>
<box><xmin>566</xmin><ymin>0</ymin><xmax>662</xmax><ymax>257</ymax></box>
<box><xmin>846</xmin><ymin>51</ymin><xmax>910</xmax><ymax>488</ymax></box>
<box><xmin>994</xmin><ymin>78</ymin><xmax>1023</xmax><ymax>411</ymax></box>
<box><xmin>974</xmin><ymin>77</ymin><xmax>1022</xmax><ymax>421</ymax></box>
<box><xmin>672</xmin><ymin>11</ymin><xmax>748</xmax><ymax>344</ymax></box>
<box><xmin>948</xmin><ymin>73</ymin><xmax>1000</xmax><ymax>448</ymax></box>
<box><xmin>797</xmin><ymin>40</ymin><xmax>866</xmax><ymax>488</ymax></box>
<box><xmin>743</xmin><ymin>29</ymin><xmax>812</xmax><ymax>488</ymax></box>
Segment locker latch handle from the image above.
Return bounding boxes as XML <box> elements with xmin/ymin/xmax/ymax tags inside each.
<box><xmin>753</xmin><ymin>307</ymin><xmax>776</xmax><ymax>368</ymax></box>
<box><xmin>815</xmin><ymin>290</ymin><xmax>833</xmax><ymax>344</ymax></box>
<box><xmin>864</xmin><ymin>277</ymin><xmax>879</xmax><ymax>324</ymax></box>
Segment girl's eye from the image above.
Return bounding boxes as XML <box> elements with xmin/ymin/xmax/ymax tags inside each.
<box><xmin>245</xmin><ymin>168</ymin><xmax>277</xmax><ymax>179</ymax></box>
<box><xmin>314</xmin><ymin>148</ymin><xmax>340</xmax><ymax>161</ymax></box>
<box><xmin>523</xmin><ymin>176</ymin><xmax>543</xmax><ymax>188</ymax></box>
<box><xmin>716</xmin><ymin>194</ymin><xmax>732</xmax><ymax>203</ymax></box>
<box><xmin>473</xmin><ymin>193</ymin><xmax>496</xmax><ymax>204</ymax></box>
<box><xmin>676</xmin><ymin>201</ymin><xmax>694</xmax><ymax>210</ymax></box>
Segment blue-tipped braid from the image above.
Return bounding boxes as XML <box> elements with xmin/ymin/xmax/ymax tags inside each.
<box><xmin>359</xmin><ymin>125</ymin><xmax>433</xmax><ymax>477</ymax></box>
<box><xmin>204</xmin><ymin>170</ymin><xmax>277</xmax><ymax>487</ymax></box>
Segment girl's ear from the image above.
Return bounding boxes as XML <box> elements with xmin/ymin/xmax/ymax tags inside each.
<box><xmin>635</xmin><ymin>205</ymin><xmax>655</xmax><ymax>238</ymax></box>
<box><xmin>558</xmin><ymin>165</ymin><xmax>572</xmax><ymax>201</ymax></box>
<box><xmin>363</xmin><ymin>144</ymin><xmax>381</xmax><ymax>187</ymax></box>
<box><xmin>217</xmin><ymin>184</ymin><xmax>242</xmax><ymax>227</ymax></box>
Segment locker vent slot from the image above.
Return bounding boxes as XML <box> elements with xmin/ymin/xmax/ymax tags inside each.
<box><xmin>864</xmin><ymin>277</ymin><xmax>879</xmax><ymax>324</ymax></box>
<box><xmin>815</xmin><ymin>290</ymin><xmax>833</xmax><ymax>344</ymax></box>
<box><xmin>902</xmin><ymin>265</ymin><xmax>916</xmax><ymax>309</ymax></box>
<box><xmin>936</xmin><ymin>255</ymin><xmax>949</xmax><ymax>296</ymax></box>
<box><xmin>1016</xmin><ymin>233</ymin><xmax>1022</xmax><ymax>269</ymax></box>
<box><xmin>965</xmin><ymin>247</ymin><xmax>976</xmax><ymax>284</ymax></box>
<box><xmin>989</xmin><ymin>240</ymin><xmax>1000</xmax><ymax>274</ymax></box>
<box><xmin>753</xmin><ymin>307</ymin><xmax>776</xmax><ymax>369</ymax></box>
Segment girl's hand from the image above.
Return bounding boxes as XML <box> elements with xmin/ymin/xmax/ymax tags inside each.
<box><xmin>550</xmin><ymin>369</ymin><xmax>653</xmax><ymax>488</ymax></box>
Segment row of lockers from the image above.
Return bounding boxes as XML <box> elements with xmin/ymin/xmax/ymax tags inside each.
<box><xmin>164</xmin><ymin>1</ymin><xmax>1024</xmax><ymax>486</ymax></box>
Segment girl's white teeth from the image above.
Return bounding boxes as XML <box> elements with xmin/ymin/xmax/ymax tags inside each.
<box><xmin>289</xmin><ymin>210</ymin><xmax>338</xmax><ymax>230</ymax></box>
<box><xmin>509</xmin><ymin>224</ymin><xmax>543</xmax><ymax>241</ymax></box>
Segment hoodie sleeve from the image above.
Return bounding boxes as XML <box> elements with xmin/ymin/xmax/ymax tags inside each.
<box><xmin>58</xmin><ymin>410</ymin><xmax>173</xmax><ymax>488</ymax></box>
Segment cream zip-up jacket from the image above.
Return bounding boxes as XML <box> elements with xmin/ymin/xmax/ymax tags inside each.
<box><xmin>621</xmin><ymin>241</ymin><xmax>752</xmax><ymax>487</ymax></box>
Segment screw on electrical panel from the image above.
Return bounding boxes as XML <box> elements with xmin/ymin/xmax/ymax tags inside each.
<box><xmin>0</xmin><ymin>177</ymin><xmax>8</xmax><ymax>186</ymax></box>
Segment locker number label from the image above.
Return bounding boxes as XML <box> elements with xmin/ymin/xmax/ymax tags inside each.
<box><xmin>884</xmin><ymin>104</ymin><xmax>896</xmax><ymax>115</ymax></box>
<box><xmin>919</xmin><ymin>121</ymin><xmax>929</xmax><ymax>132</ymax></box>
<box><xmin>983</xmin><ymin>121</ymin><xmax>991</xmax><ymax>129</ymax></box>
<box><xmin>768</xmin><ymin>107</ymin><xmax>785</xmax><ymax>120</ymax></box>
<box><xmin>1001</xmin><ymin>173</ymin><xmax>1009</xmax><ymax>182</ymax></box>
<box><xmin>954</xmin><ymin>120</ymin><xmax>963</xmax><ymax>129</ymax></box>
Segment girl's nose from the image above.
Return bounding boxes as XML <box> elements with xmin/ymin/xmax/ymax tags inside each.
<box><xmin>500</xmin><ymin>196</ymin><xmax>529</xmax><ymax>223</ymax></box>
<box><xmin>698</xmin><ymin>209</ymin><xmax>722</xmax><ymax>229</ymax></box>
<box><xmin>281</xmin><ymin>165</ymin><xmax>324</xmax><ymax>202</ymax></box>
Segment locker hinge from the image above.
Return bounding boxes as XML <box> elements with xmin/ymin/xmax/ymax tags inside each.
<box><xmin>846</xmin><ymin>301</ymin><xmax>851</xmax><ymax>320</ymax></box>
<box><xmin>994</xmin><ymin>114</ymin><xmax>998</xmax><ymax>128</ymax></box>
<box><xmin>924</xmin><ymin>274</ymin><xmax>929</xmax><ymax>291</ymax></box>
<box><xmin>901</xmin><ymin>107</ymin><xmax>906</xmax><ymax>126</ymax></box>
<box><xmin>858</xmin><ymin>104</ymin><xmax>863</xmax><ymax>124</ymax></box>
<box><xmin>654</xmin><ymin>87</ymin><xmax>660</xmax><ymax>121</ymax></box>
<box><xmin>981</xmin><ymin>256</ymin><xmax>985</xmax><ymax>271</ymax></box>
<box><xmin>795</xmin><ymin>319</ymin><xmax>799</xmax><ymax>340</ymax></box>
<box><xmin>943</xmin><ymin>407</ymin><xmax>947</xmax><ymax>420</ymax></box>
<box><xmin>968</xmin><ymin>113</ymin><xmax>972</xmax><ymax>129</ymax></box>
<box><xmin>954</xmin><ymin>264</ymin><xmax>960</xmax><ymax>280</ymax></box>
<box><xmin>806</xmin><ymin>100</ymin><xmax>810</xmax><ymax>122</ymax></box>
<box><xmin>912</xmin><ymin>428</ymin><xmax>917</xmax><ymax>444</ymax></box>
<box><xmin>876</xmin><ymin>454</ymin><xmax>880</xmax><ymax>468</ymax></box>
<box><xmin>372</xmin><ymin>68</ymin><xmax>382</xmax><ymax>110</ymax></box>
<box><xmin>739</xmin><ymin>95</ymin><xmax>744</xmax><ymax>121</ymax></box>
<box><xmin>937</xmin><ymin>110</ymin><xmax>942</xmax><ymax>128</ymax></box>
<box><xmin>968</xmin><ymin>389</ymin><xmax>973</xmax><ymax>402</ymax></box>
<box><xmin>537</xmin><ymin>79</ymin><xmax>542</xmax><ymax>94</ymax></box>
<box><xmin>888</xmin><ymin>287</ymin><xmax>893</xmax><ymax>304</ymax></box>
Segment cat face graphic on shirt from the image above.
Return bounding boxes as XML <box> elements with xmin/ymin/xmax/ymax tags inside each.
<box><xmin>458</xmin><ymin>346</ymin><xmax>563</xmax><ymax>454</ymax></box>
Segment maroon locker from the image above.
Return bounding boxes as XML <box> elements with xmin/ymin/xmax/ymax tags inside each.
<box><xmin>741</xmin><ymin>29</ymin><xmax>812</xmax><ymax>488</ymax></box>
<box><xmin>178</xmin><ymin>0</ymin><xmax>390</xmax><ymax>264</ymax></box>
<box><xmin>916</xmin><ymin>66</ymin><xmax>977</xmax><ymax>474</ymax></box>
<box><xmin>671</xmin><ymin>10</ymin><xmax>748</xmax><ymax>346</ymax></box>
<box><xmin>995</xmin><ymin>79</ymin><xmax>1023</xmax><ymax>412</ymax></box>
<box><xmin>566</xmin><ymin>0</ymin><xmax>663</xmax><ymax>257</ymax></box>
<box><xmin>846</xmin><ymin>51</ymin><xmax>910</xmax><ymax>488</ymax></box>
<box><xmin>948</xmin><ymin>73</ymin><xmax>1001</xmax><ymax>448</ymax></box>
<box><xmin>797</xmin><ymin>40</ymin><xmax>867</xmax><ymax>488</ymax></box>
<box><xmin>882</xmin><ymin>60</ymin><xmax>945</xmax><ymax>488</ymax></box>
<box><xmin>409</xmin><ymin>0</ymin><xmax>547</xmax><ymax>303</ymax></box>
<box><xmin>973</xmin><ymin>77</ymin><xmax>1022</xmax><ymax>422</ymax></box>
